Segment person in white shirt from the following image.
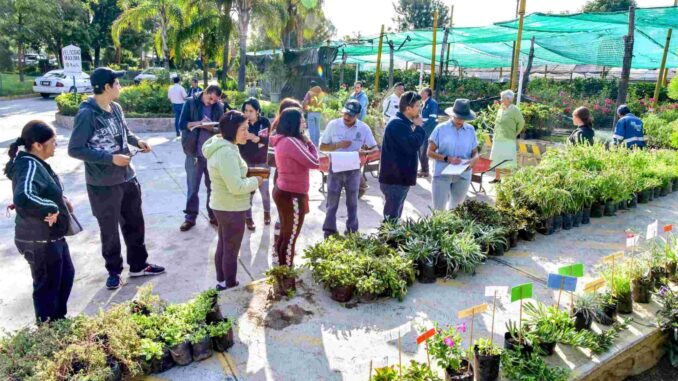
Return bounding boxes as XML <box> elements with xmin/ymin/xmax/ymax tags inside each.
<box><xmin>168</xmin><ymin>76</ymin><xmax>188</xmax><ymax>137</ymax></box>
<box><xmin>382</xmin><ymin>82</ymin><xmax>405</xmax><ymax>125</ymax></box>
<box><xmin>320</xmin><ymin>100</ymin><xmax>378</xmax><ymax>238</ymax></box>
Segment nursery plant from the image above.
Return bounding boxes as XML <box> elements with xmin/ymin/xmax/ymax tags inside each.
<box><xmin>426</xmin><ymin>323</ymin><xmax>470</xmax><ymax>379</ymax></box>
<box><xmin>572</xmin><ymin>293</ymin><xmax>603</xmax><ymax>331</ymax></box>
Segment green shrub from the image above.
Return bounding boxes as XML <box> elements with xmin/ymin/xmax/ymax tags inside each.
<box><xmin>118</xmin><ymin>81</ymin><xmax>172</xmax><ymax>116</ymax></box>
<box><xmin>222</xmin><ymin>90</ymin><xmax>249</xmax><ymax>108</ymax></box>
<box><xmin>55</xmin><ymin>93</ymin><xmax>88</xmax><ymax>116</ymax></box>
<box><xmin>643</xmin><ymin>113</ymin><xmax>678</xmax><ymax>149</ymax></box>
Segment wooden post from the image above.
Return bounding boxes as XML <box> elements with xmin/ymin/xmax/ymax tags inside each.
<box><xmin>445</xmin><ymin>5</ymin><xmax>454</xmax><ymax>75</ymax></box>
<box><xmin>374</xmin><ymin>25</ymin><xmax>385</xmax><ymax>94</ymax></box>
<box><xmin>431</xmin><ymin>11</ymin><xmax>439</xmax><ymax>93</ymax></box>
<box><xmin>419</xmin><ymin>62</ymin><xmax>424</xmax><ymax>87</ymax></box>
<box><xmin>398</xmin><ymin>332</ymin><xmax>402</xmax><ymax>377</ymax></box>
<box><xmin>369</xmin><ymin>360</ymin><xmax>372</xmax><ymax>381</ymax></box>
<box><xmin>518</xmin><ymin>288</ymin><xmax>523</xmax><ymax>345</ymax></box>
<box><xmin>356</xmin><ymin>63</ymin><xmax>360</xmax><ymax>83</ymax></box>
<box><xmin>544</xmin><ymin>65</ymin><xmax>547</xmax><ymax>80</ymax></box>
<box><xmin>388</xmin><ymin>41</ymin><xmax>395</xmax><ymax>89</ymax></box>
<box><xmin>509</xmin><ymin>42</ymin><xmax>516</xmax><ymax>88</ymax></box>
<box><xmin>663</xmin><ymin>68</ymin><xmax>669</xmax><ymax>87</ymax></box>
<box><xmin>467</xmin><ymin>316</ymin><xmax>475</xmax><ymax>373</ymax></box>
<box><xmin>490</xmin><ymin>290</ymin><xmax>498</xmax><ymax>345</ymax></box>
<box><xmin>556</xmin><ymin>276</ymin><xmax>565</xmax><ymax>309</ymax></box>
<box><xmin>653</xmin><ymin>28</ymin><xmax>672</xmax><ymax>109</ymax></box>
<box><xmin>439</xmin><ymin>27</ymin><xmax>449</xmax><ymax>86</ymax></box>
<box><xmin>522</xmin><ymin>36</ymin><xmax>535</xmax><ymax>91</ymax></box>
<box><xmin>510</xmin><ymin>0</ymin><xmax>527</xmax><ymax>90</ymax></box>
<box><xmin>614</xmin><ymin>6</ymin><xmax>635</xmax><ymax>128</ymax></box>
<box><xmin>459</xmin><ymin>66</ymin><xmax>463</xmax><ymax>79</ymax></box>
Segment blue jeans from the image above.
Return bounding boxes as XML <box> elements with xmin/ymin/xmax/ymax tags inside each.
<box><xmin>184</xmin><ymin>155</ymin><xmax>214</xmax><ymax>223</ymax></box>
<box><xmin>307</xmin><ymin>112</ymin><xmax>321</xmax><ymax>147</ymax></box>
<box><xmin>323</xmin><ymin>169</ymin><xmax>361</xmax><ymax>236</ymax></box>
<box><xmin>432</xmin><ymin>175</ymin><xmax>471</xmax><ymax>210</ymax></box>
<box><xmin>380</xmin><ymin>183</ymin><xmax>410</xmax><ymax>222</ymax></box>
<box><xmin>172</xmin><ymin>103</ymin><xmax>184</xmax><ymax>136</ymax></box>
<box><xmin>246</xmin><ymin>163</ymin><xmax>271</xmax><ymax>219</ymax></box>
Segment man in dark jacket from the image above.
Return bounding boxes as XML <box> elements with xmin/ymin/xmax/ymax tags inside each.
<box><xmin>178</xmin><ymin>85</ymin><xmax>225</xmax><ymax>231</ymax></box>
<box><xmin>68</xmin><ymin>67</ymin><xmax>165</xmax><ymax>290</ymax></box>
<box><xmin>613</xmin><ymin>105</ymin><xmax>645</xmax><ymax>148</ymax></box>
<box><xmin>418</xmin><ymin>87</ymin><xmax>438</xmax><ymax>177</ymax></box>
<box><xmin>378</xmin><ymin>91</ymin><xmax>426</xmax><ymax>222</ymax></box>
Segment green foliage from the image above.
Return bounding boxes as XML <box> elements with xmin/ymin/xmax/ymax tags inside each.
<box><xmin>372</xmin><ymin>365</ymin><xmax>399</xmax><ymax>381</ymax></box>
<box><xmin>642</xmin><ymin>113</ymin><xmax>678</xmax><ymax>149</ymax></box>
<box><xmin>669</xmin><ymin>76</ymin><xmax>678</xmax><ymax>101</ymax></box>
<box><xmin>573</xmin><ymin>293</ymin><xmax>603</xmax><ymax>324</ymax></box>
<box><xmin>392</xmin><ymin>0</ymin><xmax>451</xmax><ymax>31</ymax></box>
<box><xmin>426</xmin><ymin>323</ymin><xmax>466</xmax><ymax>372</ymax></box>
<box><xmin>401</xmin><ymin>360</ymin><xmax>443</xmax><ymax>381</ymax></box>
<box><xmin>523</xmin><ymin>302</ymin><xmax>575</xmax><ymax>346</ymax></box>
<box><xmin>582</xmin><ymin>0</ymin><xmax>637</xmax><ymax>13</ymax></box>
<box><xmin>55</xmin><ymin>93</ymin><xmax>88</xmax><ymax>116</ymax></box>
<box><xmin>118</xmin><ymin>81</ymin><xmax>173</xmax><ymax>116</ymax></box>
<box><xmin>501</xmin><ymin>350</ymin><xmax>570</xmax><ymax>381</ymax></box>
<box><xmin>655</xmin><ymin>286</ymin><xmax>678</xmax><ymax>367</ymax></box>
<box><xmin>475</xmin><ymin>338</ymin><xmax>503</xmax><ymax>356</ymax></box>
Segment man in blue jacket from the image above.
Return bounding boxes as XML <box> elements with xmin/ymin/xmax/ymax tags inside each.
<box><xmin>613</xmin><ymin>105</ymin><xmax>645</xmax><ymax>148</ymax></box>
<box><xmin>348</xmin><ymin>81</ymin><xmax>369</xmax><ymax>120</ymax></box>
<box><xmin>378</xmin><ymin>91</ymin><xmax>426</xmax><ymax>222</ymax></box>
<box><xmin>418</xmin><ymin>87</ymin><xmax>438</xmax><ymax>177</ymax></box>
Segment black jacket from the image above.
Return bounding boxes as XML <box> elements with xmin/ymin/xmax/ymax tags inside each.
<box><xmin>379</xmin><ymin>112</ymin><xmax>426</xmax><ymax>186</ymax></box>
<box><xmin>68</xmin><ymin>97</ymin><xmax>140</xmax><ymax>186</ymax></box>
<box><xmin>7</xmin><ymin>152</ymin><xmax>70</xmax><ymax>241</ymax></box>
<box><xmin>569</xmin><ymin>125</ymin><xmax>595</xmax><ymax>145</ymax></box>
<box><xmin>179</xmin><ymin>92</ymin><xmax>225</xmax><ymax>156</ymax></box>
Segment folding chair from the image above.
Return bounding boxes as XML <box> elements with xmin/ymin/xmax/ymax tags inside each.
<box><xmin>470</xmin><ymin>157</ymin><xmax>510</xmax><ymax>194</ymax></box>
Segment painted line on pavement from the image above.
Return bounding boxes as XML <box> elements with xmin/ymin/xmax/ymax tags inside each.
<box><xmin>217</xmin><ymin>352</ymin><xmax>239</xmax><ymax>380</ymax></box>
<box><xmin>488</xmin><ymin>257</ymin><xmax>547</xmax><ymax>285</ymax></box>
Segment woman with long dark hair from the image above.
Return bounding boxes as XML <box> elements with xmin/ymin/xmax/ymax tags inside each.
<box><xmin>203</xmin><ymin>110</ymin><xmax>263</xmax><ymax>291</ymax></box>
<box><xmin>270</xmin><ymin>108</ymin><xmax>319</xmax><ymax>269</ymax></box>
<box><xmin>5</xmin><ymin>121</ymin><xmax>75</xmax><ymax>322</ymax></box>
<box><xmin>569</xmin><ymin>106</ymin><xmax>595</xmax><ymax>145</ymax></box>
<box><xmin>240</xmin><ymin>97</ymin><xmax>271</xmax><ymax>231</ymax></box>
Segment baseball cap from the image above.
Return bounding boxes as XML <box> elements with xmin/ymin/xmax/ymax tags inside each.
<box><xmin>90</xmin><ymin>67</ymin><xmax>125</xmax><ymax>92</ymax></box>
<box><xmin>342</xmin><ymin>99</ymin><xmax>362</xmax><ymax>116</ymax></box>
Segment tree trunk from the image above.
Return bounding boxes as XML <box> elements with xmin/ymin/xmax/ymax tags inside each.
<box><xmin>339</xmin><ymin>52</ymin><xmax>347</xmax><ymax>88</ymax></box>
<box><xmin>160</xmin><ymin>13</ymin><xmax>170</xmax><ymax>70</ymax></box>
<box><xmin>18</xmin><ymin>42</ymin><xmax>25</xmax><ymax>83</ymax></box>
<box><xmin>94</xmin><ymin>45</ymin><xmax>101</xmax><ymax>67</ymax></box>
<box><xmin>522</xmin><ymin>36</ymin><xmax>535</xmax><ymax>91</ymax></box>
<box><xmin>202</xmin><ymin>51</ymin><xmax>208</xmax><ymax>88</ymax></box>
<box><xmin>237</xmin><ymin>10</ymin><xmax>250</xmax><ymax>92</ymax></box>
<box><xmin>438</xmin><ymin>28</ymin><xmax>449</xmax><ymax>85</ymax></box>
<box><xmin>614</xmin><ymin>6</ymin><xmax>635</xmax><ymax>128</ymax></box>
<box><xmin>222</xmin><ymin>41</ymin><xmax>229</xmax><ymax>86</ymax></box>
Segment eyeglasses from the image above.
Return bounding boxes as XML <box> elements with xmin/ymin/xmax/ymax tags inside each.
<box><xmin>403</xmin><ymin>92</ymin><xmax>421</xmax><ymax>106</ymax></box>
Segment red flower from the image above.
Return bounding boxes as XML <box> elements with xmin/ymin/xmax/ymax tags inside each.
<box><xmin>564</xmin><ymin>107</ymin><xmax>571</xmax><ymax>114</ymax></box>
<box><xmin>594</xmin><ymin>104</ymin><xmax>600</xmax><ymax>111</ymax></box>
<box><xmin>604</xmin><ymin>98</ymin><xmax>612</xmax><ymax>105</ymax></box>
<box><xmin>602</xmin><ymin>107</ymin><xmax>610</xmax><ymax>114</ymax></box>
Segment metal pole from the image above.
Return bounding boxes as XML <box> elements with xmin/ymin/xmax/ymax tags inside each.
<box><xmin>355</xmin><ymin>63</ymin><xmax>360</xmax><ymax>83</ymax></box>
<box><xmin>430</xmin><ymin>11</ymin><xmax>439</xmax><ymax>93</ymax></box>
<box><xmin>419</xmin><ymin>62</ymin><xmax>424</xmax><ymax>87</ymax></box>
<box><xmin>510</xmin><ymin>0</ymin><xmax>527</xmax><ymax>90</ymax></box>
<box><xmin>613</xmin><ymin>6</ymin><xmax>636</xmax><ymax>129</ymax></box>
<box><xmin>653</xmin><ymin>28</ymin><xmax>672</xmax><ymax>108</ymax></box>
<box><xmin>374</xmin><ymin>25</ymin><xmax>385</xmax><ymax>94</ymax></box>
<box><xmin>445</xmin><ymin>5</ymin><xmax>454</xmax><ymax>75</ymax></box>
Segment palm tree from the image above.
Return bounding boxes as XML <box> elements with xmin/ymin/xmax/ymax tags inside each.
<box><xmin>112</xmin><ymin>0</ymin><xmax>183</xmax><ymax>70</ymax></box>
<box><xmin>234</xmin><ymin>0</ymin><xmax>277</xmax><ymax>91</ymax></box>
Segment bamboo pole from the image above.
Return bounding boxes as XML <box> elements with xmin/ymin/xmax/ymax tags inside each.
<box><xmin>445</xmin><ymin>5</ymin><xmax>454</xmax><ymax>75</ymax></box>
<box><xmin>374</xmin><ymin>25</ymin><xmax>385</xmax><ymax>94</ymax></box>
<box><xmin>510</xmin><ymin>0</ymin><xmax>527</xmax><ymax>90</ymax></box>
<box><xmin>613</xmin><ymin>6</ymin><xmax>636</xmax><ymax>128</ymax></box>
<box><xmin>653</xmin><ymin>28</ymin><xmax>672</xmax><ymax>108</ymax></box>
<box><xmin>663</xmin><ymin>68</ymin><xmax>669</xmax><ymax>87</ymax></box>
<box><xmin>430</xmin><ymin>11</ymin><xmax>439</xmax><ymax>93</ymax></box>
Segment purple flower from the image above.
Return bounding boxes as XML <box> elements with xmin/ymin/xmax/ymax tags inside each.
<box><xmin>456</xmin><ymin>322</ymin><xmax>467</xmax><ymax>333</ymax></box>
<box><xmin>444</xmin><ymin>337</ymin><xmax>456</xmax><ymax>348</ymax></box>
<box><xmin>659</xmin><ymin>286</ymin><xmax>669</xmax><ymax>297</ymax></box>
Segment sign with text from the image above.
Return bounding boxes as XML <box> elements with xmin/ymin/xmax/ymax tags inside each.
<box><xmin>558</xmin><ymin>264</ymin><xmax>584</xmax><ymax>277</ymax></box>
<box><xmin>547</xmin><ymin>274</ymin><xmax>578</xmax><ymax>292</ymax></box>
<box><xmin>510</xmin><ymin>283</ymin><xmax>533</xmax><ymax>302</ymax></box>
<box><xmin>458</xmin><ymin>303</ymin><xmax>488</xmax><ymax>319</ymax></box>
<box><xmin>583</xmin><ymin>278</ymin><xmax>606</xmax><ymax>293</ymax></box>
<box><xmin>62</xmin><ymin>45</ymin><xmax>82</xmax><ymax>75</ymax></box>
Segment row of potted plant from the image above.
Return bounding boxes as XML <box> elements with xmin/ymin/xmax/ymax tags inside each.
<box><xmin>497</xmin><ymin>145</ymin><xmax>678</xmax><ymax>239</ymax></box>
<box><xmin>0</xmin><ymin>286</ymin><xmax>234</xmax><ymax>381</ymax></box>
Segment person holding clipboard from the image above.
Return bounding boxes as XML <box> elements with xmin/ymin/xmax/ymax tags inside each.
<box><xmin>178</xmin><ymin>85</ymin><xmax>225</xmax><ymax>232</ymax></box>
<box><xmin>427</xmin><ymin>99</ymin><xmax>480</xmax><ymax>210</ymax></box>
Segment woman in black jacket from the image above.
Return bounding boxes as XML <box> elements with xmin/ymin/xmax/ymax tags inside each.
<box><xmin>5</xmin><ymin>121</ymin><xmax>74</xmax><ymax>323</ymax></box>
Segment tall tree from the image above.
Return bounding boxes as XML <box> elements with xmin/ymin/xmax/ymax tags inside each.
<box><xmin>234</xmin><ymin>1</ymin><xmax>277</xmax><ymax>91</ymax></box>
<box><xmin>0</xmin><ymin>0</ymin><xmax>43</xmax><ymax>81</ymax></box>
<box><xmin>89</xmin><ymin>0</ymin><xmax>122</xmax><ymax>67</ymax></box>
<box><xmin>582</xmin><ymin>0</ymin><xmax>636</xmax><ymax>12</ymax></box>
<box><xmin>112</xmin><ymin>0</ymin><xmax>184</xmax><ymax>70</ymax></box>
<box><xmin>34</xmin><ymin>0</ymin><xmax>91</xmax><ymax>67</ymax></box>
<box><xmin>392</xmin><ymin>0</ymin><xmax>450</xmax><ymax>31</ymax></box>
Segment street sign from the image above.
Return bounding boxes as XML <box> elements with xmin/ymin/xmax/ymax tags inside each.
<box><xmin>62</xmin><ymin>45</ymin><xmax>82</xmax><ymax>75</ymax></box>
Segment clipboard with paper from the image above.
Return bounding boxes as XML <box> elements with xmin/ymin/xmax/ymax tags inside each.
<box><xmin>441</xmin><ymin>160</ymin><xmax>470</xmax><ymax>176</ymax></box>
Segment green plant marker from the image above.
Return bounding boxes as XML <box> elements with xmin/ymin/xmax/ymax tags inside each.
<box><xmin>558</xmin><ymin>263</ymin><xmax>584</xmax><ymax>277</ymax></box>
<box><xmin>511</xmin><ymin>283</ymin><xmax>533</xmax><ymax>302</ymax></box>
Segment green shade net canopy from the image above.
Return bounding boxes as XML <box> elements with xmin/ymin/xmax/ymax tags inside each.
<box><xmin>328</xmin><ymin>6</ymin><xmax>678</xmax><ymax>70</ymax></box>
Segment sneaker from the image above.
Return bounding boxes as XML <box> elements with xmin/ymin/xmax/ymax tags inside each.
<box><xmin>216</xmin><ymin>281</ymin><xmax>239</xmax><ymax>292</ymax></box>
<box><xmin>106</xmin><ymin>274</ymin><xmax>122</xmax><ymax>290</ymax></box>
<box><xmin>180</xmin><ymin>221</ymin><xmax>195</xmax><ymax>232</ymax></box>
<box><xmin>129</xmin><ymin>264</ymin><xmax>166</xmax><ymax>277</ymax></box>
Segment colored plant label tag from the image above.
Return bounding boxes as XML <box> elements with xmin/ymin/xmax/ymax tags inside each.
<box><xmin>416</xmin><ymin>328</ymin><xmax>436</xmax><ymax>345</ymax></box>
<box><xmin>603</xmin><ymin>251</ymin><xmax>624</xmax><ymax>264</ymax></box>
<box><xmin>558</xmin><ymin>263</ymin><xmax>584</xmax><ymax>277</ymax></box>
<box><xmin>547</xmin><ymin>274</ymin><xmax>578</xmax><ymax>292</ymax></box>
<box><xmin>510</xmin><ymin>283</ymin><xmax>533</xmax><ymax>302</ymax></box>
<box><xmin>584</xmin><ymin>278</ymin><xmax>606</xmax><ymax>293</ymax></box>
<box><xmin>484</xmin><ymin>286</ymin><xmax>509</xmax><ymax>297</ymax></box>
<box><xmin>664</xmin><ymin>224</ymin><xmax>673</xmax><ymax>233</ymax></box>
<box><xmin>458</xmin><ymin>303</ymin><xmax>489</xmax><ymax>319</ymax></box>
<box><xmin>646</xmin><ymin>220</ymin><xmax>658</xmax><ymax>240</ymax></box>
<box><xmin>626</xmin><ymin>234</ymin><xmax>639</xmax><ymax>248</ymax></box>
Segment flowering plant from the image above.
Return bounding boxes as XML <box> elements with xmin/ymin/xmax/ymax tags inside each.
<box><xmin>655</xmin><ymin>286</ymin><xmax>678</xmax><ymax>367</ymax></box>
<box><xmin>425</xmin><ymin>323</ymin><xmax>466</xmax><ymax>372</ymax></box>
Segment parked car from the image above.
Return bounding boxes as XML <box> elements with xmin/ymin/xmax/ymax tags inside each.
<box><xmin>134</xmin><ymin>67</ymin><xmax>166</xmax><ymax>84</ymax></box>
<box><xmin>33</xmin><ymin>70</ymin><xmax>92</xmax><ymax>98</ymax></box>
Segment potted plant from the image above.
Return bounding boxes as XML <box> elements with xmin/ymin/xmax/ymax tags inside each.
<box><xmin>602</xmin><ymin>266</ymin><xmax>633</xmax><ymax>314</ymax></box>
<box><xmin>473</xmin><ymin>338</ymin><xmax>502</xmax><ymax>381</ymax></box>
<box><xmin>372</xmin><ymin>365</ymin><xmax>398</xmax><ymax>381</ymax></box>
<box><xmin>403</xmin><ymin>236</ymin><xmax>438</xmax><ymax>283</ymax></box>
<box><xmin>627</xmin><ymin>258</ymin><xmax>653</xmax><ymax>304</ymax></box>
<box><xmin>401</xmin><ymin>360</ymin><xmax>443</xmax><ymax>381</ymax></box>
<box><xmin>355</xmin><ymin>275</ymin><xmax>386</xmax><ymax>302</ymax></box>
<box><xmin>572</xmin><ymin>293</ymin><xmax>602</xmax><ymax>331</ymax></box>
<box><xmin>163</xmin><ymin>316</ymin><xmax>192</xmax><ymax>366</ymax></box>
<box><xmin>595</xmin><ymin>292</ymin><xmax>618</xmax><ymax>325</ymax></box>
<box><xmin>188</xmin><ymin>326</ymin><xmax>213</xmax><ymax>362</ymax></box>
<box><xmin>523</xmin><ymin>302</ymin><xmax>574</xmax><ymax>356</ymax></box>
<box><xmin>265</xmin><ymin>265</ymin><xmax>300</xmax><ymax>298</ymax></box>
<box><xmin>311</xmin><ymin>255</ymin><xmax>358</xmax><ymax>303</ymax></box>
<box><xmin>209</xmin><ymin>319</ymin><xmax>234</xmax><ymax>352</ymax></box>
<box><xmin>197</xmin><ymin>289</ymin><xmax>223</xmax><ymax>324</ymax></box>
<box><xmin>427</xmin><ymin>323</ymin><xmax>472</xmax><ymax>380</ymax></box>
<box><xmin>503</xmin><ymin>320</ymin><xmax>532</xmax><ymax>354</ymax></box>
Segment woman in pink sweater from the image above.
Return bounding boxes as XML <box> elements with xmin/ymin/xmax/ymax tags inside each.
<box><xmin>270</xmin><ymin>108</ymin><xmax>319</xmax><ymax>268</ymax></box>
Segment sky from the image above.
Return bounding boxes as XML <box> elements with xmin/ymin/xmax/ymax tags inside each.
<box><xmin>323</xmin><ymin>0</ymin><xmax>672</xmax><ymax>38</ymax></box>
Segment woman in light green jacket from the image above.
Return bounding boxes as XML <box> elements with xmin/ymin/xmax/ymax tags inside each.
<box><xmin>203</xmin><ymin>110</ymin><xmax>264</xmax><ymax>291</ymax></box>
<box><xmin>490</xmin><ymin>90</ymin><xmax>525</xmax><ymax>183</ymax></box>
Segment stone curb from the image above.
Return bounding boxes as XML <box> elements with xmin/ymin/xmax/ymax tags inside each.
<box><xmin>55</xmin><ymin>113</ymin><xmax>174</xmax><ymax>133</ymax></box>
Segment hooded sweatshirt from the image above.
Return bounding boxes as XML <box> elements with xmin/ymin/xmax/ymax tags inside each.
<box><xmin>270</xmin><ymin>135</ymin><xmax>319</xmax><ymax>194</ymax></box>
<box><xmin>202</xmin><ymin>135</ymin><xmax>259</xmax><ymax>212</ymax></box>
<box><xmin>68</xmin><ymin>97</ymin><xmax>140</xmax><ymax>186</ymax></box>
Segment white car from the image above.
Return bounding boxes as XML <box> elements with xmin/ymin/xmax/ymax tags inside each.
<box><xmin>33</xmin><ymin>70</ymin><xmax>92</xmax><ymax>98</ymax></box>
<box><xmin>134</xmin><ymin>67</ymin><xmax>166</xmax><ymax>84</ymax></box>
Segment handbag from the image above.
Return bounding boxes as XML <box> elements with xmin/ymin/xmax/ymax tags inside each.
<box><xmin>66</xmin><ymin>212</ymin><xmax>83</xmax><ymax>236</ymax></box>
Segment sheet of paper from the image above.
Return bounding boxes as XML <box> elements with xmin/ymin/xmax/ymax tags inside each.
<box><xmin>330</xmin><ymin>151</ymin><xmax>360</xmax><ymax>173</ymax></box>
<box><xmin>441</xmin><ymin>161</ymin><xmax>469</xmax><ymax>176</ymax></box>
